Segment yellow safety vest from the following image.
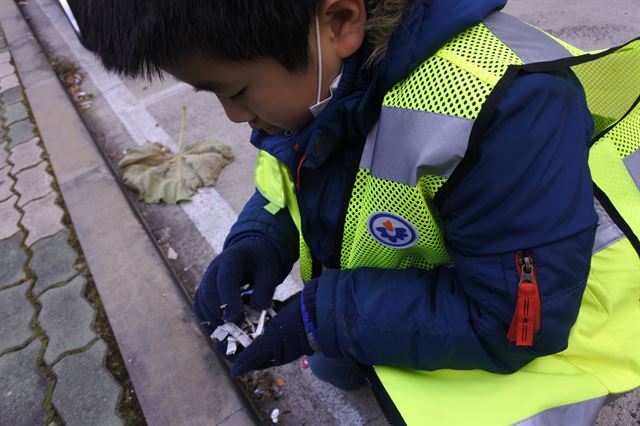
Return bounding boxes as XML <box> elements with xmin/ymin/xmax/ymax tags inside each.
<box><xmin>255</xmin><ymin>11</ymin><xmax>640</xmax><ymax>425</ymax></box>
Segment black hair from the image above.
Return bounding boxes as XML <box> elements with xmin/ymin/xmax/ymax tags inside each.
<box><xmin>78</xmin><ymin>0</ymin><xmax>321</xmax><ymax>79</ymax></box>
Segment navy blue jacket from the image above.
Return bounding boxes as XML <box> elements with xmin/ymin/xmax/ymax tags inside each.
<box><xmin>225</xmin><ymin>0</ymin><xmax>598</xmax><ymax>373</ymax></box>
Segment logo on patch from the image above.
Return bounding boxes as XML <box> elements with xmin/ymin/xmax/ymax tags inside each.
<box><xmin>367</xmin><ymin>212</ymin><xmax>418</xmax><ymax>249</ymax></box>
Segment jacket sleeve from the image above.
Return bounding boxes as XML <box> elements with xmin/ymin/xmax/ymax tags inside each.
<box><xmin>225</xmin><ymin>190</ymin><xmax>299</xmax><ymax>281</ymax></box>
<box><xmin>313</xmin><ymin>70</ymin><xmax>599</xmax><ymax>373</ymax></box>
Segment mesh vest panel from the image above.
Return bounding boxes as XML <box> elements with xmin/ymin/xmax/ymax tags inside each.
<box><xmin>340</xmin><ymin>24</ymin><xmax>523</xmax><ymax>271</ymax></box>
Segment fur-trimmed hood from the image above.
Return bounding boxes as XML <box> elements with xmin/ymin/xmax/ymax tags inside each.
<box><xmin>366</xmin><ymin>0</ymin><xmax>413</xmax><ymax>65</ymax></box>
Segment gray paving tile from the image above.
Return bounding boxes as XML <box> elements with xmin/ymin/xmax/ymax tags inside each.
<box><xmin>0</xmin><ymin>281</ymin><xmax>34</xmax><ymax>352</ymax></box>
<box><xmin>3</xmin><ymin>101</ymin><xmax>28</xmax><ymax>125</ymax></box>
<box><xmin>52</xmin><ymin>340</ymin><xmax>124</xmax><ymax>426</ymax></box>
<box><xmin>15</xmin><ymin>161</ymin><xmax>52</xmax><ymax>207</ymax></box>
<box><xmin>7</xmin><ymin>119</ymin><xmax>35</xmax><ymax>147</ymax></box>
<box><xmin>0</xmin><ymin>230</ymin><xmax>27</xmax><ymax>287</ymax></box>
<box><xmin>0</xmin><ymin>194</ymin><xmax>20</xmax><ymax>240</ymax></box>
<box><xmin>0</xmin><ymin>74</ymin><xmax>19</xmax><ymax>92</ymax></box>
<box><xmin>0</xmin><ymin>61</ymin><xmax>14</xmax><ymax>79</ymax></box>
<box><xmin>0</xmin><ymin>141</ymin><xmax>8</xmax><ymax>164</ymax></box>
<box><xmin>21</xmin><ymin>191</ymin><xmax>64</xmax><ymax>247</ymax></box>
<box><xmin>30</xmin><ymin>229</ymin><xmax>77</xmax><ymax>293</ymax></box>
<box><xmin>8</xmin><ymin>137</ymin><xmax>41</xmax><ymax>174</ymax></box>
<box><xmin>39</xmin><ymin>275</ymin><xmax>97</xmax><ymax>364</ymax></box>
<box><xmin>0</xmin><ymin>86</ymin><xmax>22</xmax><ymax>105</ymax></box>
<box><xmin>0</xmin><ymin>51</ymin><xmax>10</xmax><ymax>64</ymax></box>
<box><xmin>0</xmin><ymin>161</ymin><xmax>13</xmax><ymax>202</ymax></box>
<box><xmin>0</xmin><ymin>339</ymin><xmax>48</xmax><ymax>426</ymax></box>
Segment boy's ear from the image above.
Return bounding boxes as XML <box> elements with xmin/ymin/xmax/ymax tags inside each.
<box><xmin>319</xmin><ymin>0</ymin><xmax>367</xmax><ymax>59</ymax></box>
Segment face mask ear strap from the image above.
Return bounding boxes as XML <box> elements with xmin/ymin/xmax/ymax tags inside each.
<box><xmin>315</xmin><ymin>14</ymin><xmax>323</xmax><ymax>104</ymax></box>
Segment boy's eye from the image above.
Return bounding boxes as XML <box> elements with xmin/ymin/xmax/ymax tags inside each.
<box><xmin>230</xmin><ymin>87</ymin><xmax>246</xmax><ymax>100</ymax></box>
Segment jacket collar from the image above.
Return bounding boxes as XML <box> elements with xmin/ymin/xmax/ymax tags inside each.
<box><xmin>251</xmin><ymin>0</ymin><xmax>508</xmax><ymax>170</ymax></box>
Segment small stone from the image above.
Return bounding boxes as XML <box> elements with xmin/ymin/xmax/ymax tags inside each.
<box><xmin>0</xmin><ymin>52</ymin><xmax>10</xmax><ymax>64</ymax></box>
<box><xmin>8</xmin><ymin>137</ymin><xmax>41</xmax><ymax>174</ymax></box>
<box><xmin>39</xmin><ymin>275</ymin><xmax>97</xmax><ymax>364</ymax></box>
<box><xmin>30</xmin><ymin>229</ymin><xmax>77</xmax><ymax>293</ymax></box>
<box><xmin>15</xmin><ymin>162</ymin><xmax>52</xmax><ymax>207</ymax></box>
<box><xmin>0</xmin><ymin>62</ymin><xmax>15</xmax><ymax>79</ymax></box>
<box><xmin>0</xmin><ymin>282</ymin><xmax>34</xmax><ymax>351</ymax></box>
<box><xmin>21</xmin><ymin>192</ymin><xmax>64</xmax><ymax>246</ymax></box>
<box><xmin>0</xmin><ymin>86</ymin><xmax>22</xmax><ymax>105</ymax></box>
<box><xmin>0</xmin><ymin>74</ymin><xmax>19</xmax><ymax>92</ymax></box>
<box><xmin>167</xmin><ymin>246</ymin><xmax>178</xmax><ymax>260</ymax></box>
<box><xmin>0</xmin><ymin>231</ymin><xmax>27</xmax><ymax>287</ymax></box>
<box><xmin>0</xmin><ymin>339</ymin><xmax>48</xmax><ymax>426</ymax></box>
<box><xmin>8</xmin><ymin>119</ymin><xmax>35</xmax><ymax>147</ymax></box>
<box><xmin>0</xmin><ymin>195</ymin><xmax>20</xmax><ymax>240</ymax></box>
<box><xmin>3</xmin><ymin>102</ymin><xmax>28</xmax><ymax>125</ymax></box>
<box><xmin>52</xmin><ymin>340</ymin><xmax>124</xmax><ymax>426</ymax></box>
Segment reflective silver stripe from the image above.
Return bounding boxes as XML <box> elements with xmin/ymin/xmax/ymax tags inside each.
<box><xmin>484</xmin><ymin>12</ymin><xmax>572</xmax><ymax>64</ymax></box>
<box><xmin>624</xmin><ymin>148</ymin><xmax>640</xmax><ymax>191</ymax></box>
<box><xmin>512</xmin><ymin>395</ymin><xmax>607</xmax><ymax>426</ymax></box>
<box><xmin>593</xmin><ymin>197</ymin><xmax>625</xmax><ymax>253</ymax></box>
<box><xmin>360</xmin><ymin>107</ymin><xmax>473</xmax><ymax>185</ymax></box>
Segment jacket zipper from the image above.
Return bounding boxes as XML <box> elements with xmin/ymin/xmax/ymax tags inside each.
<box><xmin>507</xmin><ymin>250</ymin><xmax>541</xmax><ymax>347</ymax></box>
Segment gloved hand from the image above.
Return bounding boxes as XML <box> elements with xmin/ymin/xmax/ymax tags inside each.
<box><xmin>231</xmin><ymin>290</ymin><xmax>316</xmax><ymax>376</ymax></box>
<box><xmin>193</xmin><ymin>235</ymin><xmax>283</xmax><ymax>334</ymax></box>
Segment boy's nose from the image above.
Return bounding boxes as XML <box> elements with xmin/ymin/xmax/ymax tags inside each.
<box><xmin>217</xmin><ymin>96</ymin><xmax>254</xmax><ymax>124</ymax></box>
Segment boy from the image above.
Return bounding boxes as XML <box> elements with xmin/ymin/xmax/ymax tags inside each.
<box><xmin>80</xmin><ymin>0</ymin><xmax>639</xmax><ymax>424</ymax></box>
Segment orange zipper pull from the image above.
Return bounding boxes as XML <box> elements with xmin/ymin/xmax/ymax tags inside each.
<box><xmin>507</xmin><ymin>252</ymin><xmax>541</xmax><ymax>346</ymax></box>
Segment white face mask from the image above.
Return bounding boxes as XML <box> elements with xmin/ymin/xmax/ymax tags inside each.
<box><xmin>309</xmin><ymin>14</ymin><xmax>342</xmax><ymax>117</ymax></box>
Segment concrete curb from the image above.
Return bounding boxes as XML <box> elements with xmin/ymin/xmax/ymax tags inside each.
<box><xmin>0</xmin><ymin>1</ymin><xmax>256</xmax><ymax>425</ymax></box>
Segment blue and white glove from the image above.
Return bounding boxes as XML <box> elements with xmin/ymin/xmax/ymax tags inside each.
<box><xmin>231</xmin><ymin>285</ymin><xmax>318</xmax><ymax>376</ymax></box>
<box><xmin>193</xmin><ymin>235</ymin><xmax>283</xmax><ymax>356</ymax></box>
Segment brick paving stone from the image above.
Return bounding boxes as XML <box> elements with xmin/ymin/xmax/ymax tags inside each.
<box><xmin>39</xmin><ymin>275</ymin><xmax>97</xmax><ymax>364</ymax></box>
<box><xmin>52</xmin><ymin>340</ymin><xmax>124</xmax><ymax>426</ymax></box>
<box><xmin>4</xmin><ymin>101</ymin><xmax>28</xmax><ymax>125</ymax></box>
<box><xmin>7</xmin><ymin>119</ymin><xmax>35</xmax><ymax>147</ymax></box>
<box><xmin>0</xmin><ymin>51</ymin><xmax>10</xmax><ymax>64</ymax></box>
<box><xmin>0</xmin><ymin>73</ymin><xmax>19</xmax><ymax>92</ymax></box>
<box><xmin>0</xmin><ymin>339</ymin><xmax>48</xmax><ymax>426</ymax></box>
<box><xmin>30</xmin><ymin>228</ymin><xmax>77</xmax><ymax>293</ymax></box>
<box><xmin>0</xmin><ymin>230</ymin><xmax>27</xmax><ymax>287</ymax></box>
<box><xmin>0</xmin><ymin>85</ymin><xmax>22</xmax><ymax>105</ymax></box>
<box><xmin>0</xmin><ymin>61</ymin><xmax>14</xmax><ymax>78</ymax></box>
<box><xmin>21</xmin><ymin>191</ymin><xmax>64</xmax><ymax>246</ymax></box>
<box><xmin>15</xmin><ymin>161</ymin><xmax>52</xmax><ymax>207</ymax></box>
<box><xmin>8</xmin><ymin>137</ymin><xmax>41</xmax><ymax>174</ymax></box>
<box><xmin>0</xmin><ymin>281</ymin><xmax>34</xmax><ymax>352</ymax></box>
<box><xmin>0</xmin><ymin>194</ymin><xmax>20</xmax><ymax>240</ymax></box>
<box><xmin>0</xmin><ymin>161</ymin><xmax>13</xmax><ymax>202</ymax></box>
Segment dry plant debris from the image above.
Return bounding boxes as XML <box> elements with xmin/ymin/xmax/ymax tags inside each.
<box><xmin>118</xmin><ymin>107</ymin><xmax>234</xmax><ymax>204</ymax></box>
<box><xmin>50</xmin><ymin>56</ymin><xmax>93</xmax><ymax>110</ymax></box>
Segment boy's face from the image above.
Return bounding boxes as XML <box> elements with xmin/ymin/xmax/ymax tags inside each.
<box><xmin>166</xmin><ymin>55</ymin><xmax>321</xmax><ymax>135</ymax></box>
<box><xmin>165</xmin><ymin>0</ymin><xmax>366</xmax><ymax>135</ymax></box>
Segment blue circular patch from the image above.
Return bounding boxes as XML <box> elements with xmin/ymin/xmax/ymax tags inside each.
<box><xmin>367</xmin><ymin>212</ymin><xmax>419</xmax><ymax>249</ymax></box>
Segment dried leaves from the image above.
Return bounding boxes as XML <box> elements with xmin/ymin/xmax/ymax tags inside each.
<box><xmin>50</xmin><ymin>56</ymin><xmax>93</xmax><ymax>110</ymax></box>
<box><xmin>118</xmin><ymin>108</ymin><xmax>234</xmax><ymax>204</ymax></box>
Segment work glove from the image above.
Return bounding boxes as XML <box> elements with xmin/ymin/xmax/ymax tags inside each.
<box><xmin>193</xmin><ymin>235</ymin><xmax>283</xmax><ymax>335</ymax></box>
<box><xmin>231</xmin><ymin>287</ymin><xmax>318</xmax><ymax>376</ymax></box>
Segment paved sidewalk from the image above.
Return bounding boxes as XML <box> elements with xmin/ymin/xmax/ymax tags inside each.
<box><xmin>0</xmin><ymin>26</ymin><xmax>125</xmax><ymax>425</ymax></box>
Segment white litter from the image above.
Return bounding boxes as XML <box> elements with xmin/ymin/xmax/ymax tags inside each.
<box><xmin>222</xmin><ymin>323</ymin><xmax>253</xmax><ymax>347</ymax></box>
<box><xmin>270</xmin><ymin>408</ymin><xmax>280</xmax><ymax>424</ymax></box>
<box><xmin>225</xmin><ymin>337</ymin><xmax>238</xmax><ymax>355</ymax></box>
<box><xmin>251</xmin><ymin>310</ymin><xmax>268</xmax><ymax>339</ymax></box>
